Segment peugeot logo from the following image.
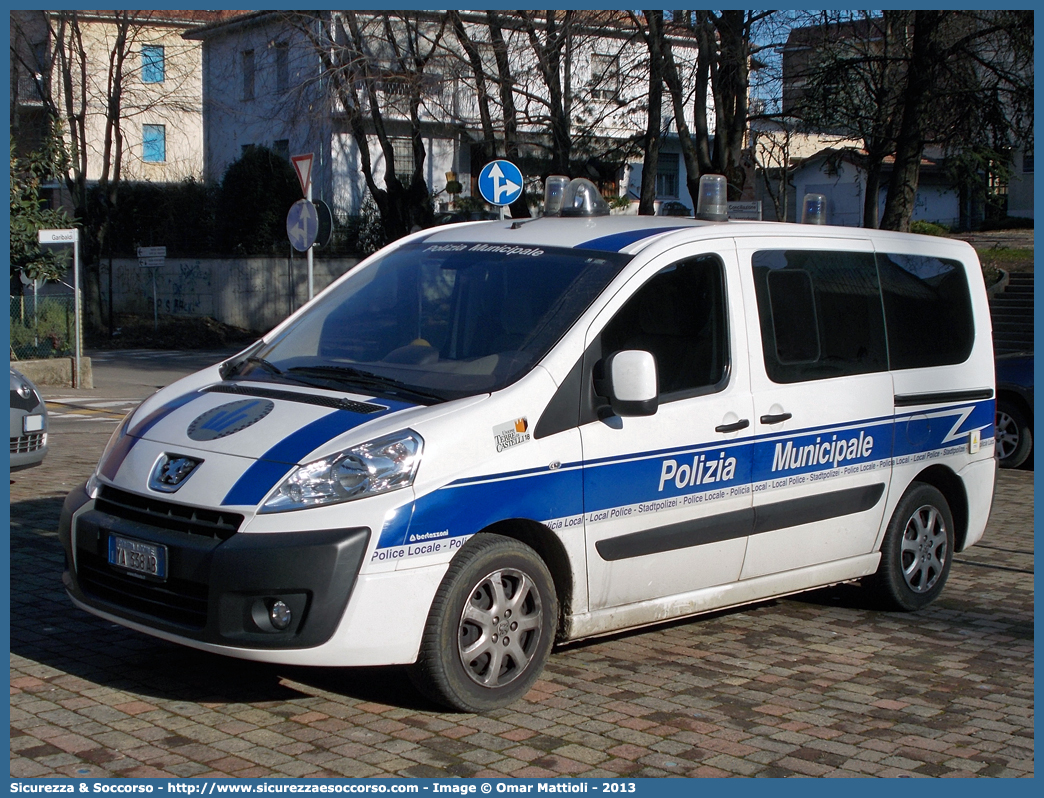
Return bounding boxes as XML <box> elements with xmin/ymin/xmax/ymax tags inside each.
<box><xmin>149</xmin><ymin>454</ymin><xmax>203</xmax><ymax>493</ymax></box>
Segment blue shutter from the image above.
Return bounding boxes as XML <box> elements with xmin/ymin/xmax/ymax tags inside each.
<box><xmin>142</xmin><ymin>45</ymin><xmax>165</xmax><ymax>83</ymax></box>
<box><xmin>143</xmin><ymin>125</ymin><xmax>166</xmax><ymax>162</ymax></box>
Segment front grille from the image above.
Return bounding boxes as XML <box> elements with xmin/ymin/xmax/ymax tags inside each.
<box><xmin>77</xmin><ymin>549</ymin><xmax>208</xmax><ymax>629</ymax></box>
<box><xmin>96</xmin><ymin>486</ymin><xmax>243</xmax><ymax>541</ymax></box>
<box><xmin>10</xmin><ymin>433</ymin><xmax>44</xmax><ymax>454</ymax></box>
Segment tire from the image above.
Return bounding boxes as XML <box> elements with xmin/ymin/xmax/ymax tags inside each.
<box><xmin>409</xmin><ymin>534</ymin><xmax>557</xmax><ymax>712</ymax></box>
<box><xmin>867</xmin><ymin>483</ymin><xmax>954</xmax><ymax>612</ymax></box>
<box><xmin>995</xmin><ymin>398</ymin><xmax>1032</xmax><ymax>469</ymax></box>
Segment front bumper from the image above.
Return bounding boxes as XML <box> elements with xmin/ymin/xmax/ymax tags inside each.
<box><xmin>60</xmin><ymin>482</ymin><xmax>370</xmax><ymax>649</ymax></box>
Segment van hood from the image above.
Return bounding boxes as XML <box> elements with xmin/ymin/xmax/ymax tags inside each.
<box><xmin>96</xmin><ymin>378</ymin><xmax>485</xmax><ymax>509</ymax></box>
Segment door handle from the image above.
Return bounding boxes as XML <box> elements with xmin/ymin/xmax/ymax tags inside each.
<box><xmin>760</xmin><ymin>412</ymin><xmax>792</xmax><ymax>424</ymax></box>
<box><xmin>715</xmin><ymin>418</ymin><xmax>750</xmax><ymax>433</ymax></box>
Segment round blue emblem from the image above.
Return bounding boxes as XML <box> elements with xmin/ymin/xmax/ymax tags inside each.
<box><xmin>187</xmin><ymin>399</ymin><xmax>274</xmax><ymax>441</ymax></box>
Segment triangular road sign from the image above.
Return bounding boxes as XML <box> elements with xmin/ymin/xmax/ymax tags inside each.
<box><xmin>291</xmin><ymin>153</ymin><xmax>314</xmax><ymax>197</ymax></box>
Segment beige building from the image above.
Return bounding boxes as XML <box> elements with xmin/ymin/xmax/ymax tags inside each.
<box><xmin>10</xmin><ymin>10</ymin><xmax>241</xmax><ymax>183</ymax></box>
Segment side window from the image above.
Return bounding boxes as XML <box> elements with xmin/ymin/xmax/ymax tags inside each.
<box><xmin>601</xmin><ymin>256</ymin><xmax>728</xmax><ymax>398</ymax></box>
<box><xmin>877</xmin><ymin>253</ymin><xmax>973</xmax><ymax>369</ymax></box>
<box><xmin>752</xmin><ymin>249</ymin><xmax>887</xmax><ymax>383</ymax></box>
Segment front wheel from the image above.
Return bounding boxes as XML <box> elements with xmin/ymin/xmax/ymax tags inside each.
<box><xmin>867</xmin><ymin>483</ymin><xmax>954</xmax><ymax>612</ymax></box>
<box><xmin>409</xmin><ymin>534</ymin><xmax>557</xmax><ymax>712</ymax></box>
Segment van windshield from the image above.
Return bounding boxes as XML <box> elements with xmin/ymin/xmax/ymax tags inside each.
<box><xmin>228</xmin><ymin>241</ymin><xmax>631</xmax><ymax>403</ymax></box>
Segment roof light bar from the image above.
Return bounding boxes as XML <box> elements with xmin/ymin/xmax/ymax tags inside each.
<box><xmin>695</xmin><ymin>174</ymin><xmax>728</xmax><ymax>222</ymax></box>
<box><xmin>543</xmin><ymin>177</ymin><xmax>610</xmax><ymax>217</ymax></box>
<box><xmin>801</xmin><ymin>193</ymin><xmax>827</xmax><ymax>225</ymax></box>
<box><xmin>544</xmin><ymin>175</ymin><xmax>569</xmax><ymax>216</ymax></box>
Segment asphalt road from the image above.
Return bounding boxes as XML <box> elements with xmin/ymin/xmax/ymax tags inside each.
<box><xmin>9</xmin><ymin>350</ymin><xmax>1034</xmax><ymax>778</ymax></box>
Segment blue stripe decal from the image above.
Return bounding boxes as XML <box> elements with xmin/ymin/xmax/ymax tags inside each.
<box><xmin>577</xmin><ymin>227</ymin><xmax>687</xmax><ymax>252</ymax></box>
<box><xmin>222</xmin><ymin>460</ymin><xmax>296</xmax><ymax>507</ymax></box>
<box><xmin>221</xmin><ymin>400</ymin><xmax>415</xmax><ymax>507</ymax></box>
<box><xmin>378</xmin><ymin>468</ymin><xmax>584</xmax><ymax>549</ymax></box>
<box><xmin>376</xmin><ymin>399</ymin><xmax>995</xmax><ymax>551</ymax></box>
<box><xmin>100</xmin><ymin>392</ymin><xmax>201</xmax><ymax>480</ymax></box>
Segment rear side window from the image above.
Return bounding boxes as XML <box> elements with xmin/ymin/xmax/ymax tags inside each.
<box><xmin>752</xmin><ymin>250</ymin><xmax>888</xmax><ymax>383</ymax></box>
<box><xmin>877</xmin><ymin>253</ymin><xmax>974</xmax><ymax>370</ymax></box>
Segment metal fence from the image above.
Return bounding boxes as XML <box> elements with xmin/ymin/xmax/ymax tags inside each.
<box><xmin>9</xmin><ymin>294</ymin><xmax>78</xmax><ymax>360</ymax></box>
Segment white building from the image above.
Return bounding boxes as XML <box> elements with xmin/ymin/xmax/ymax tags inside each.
<box><xmin>11</xmin><ymin>10</ymin><xmax>238</xmax><ymax>183</ymax></box>
<box><xmin>185</xmin><ymin>11</ymin><xmax>708</xmax><ymax>219</ymax></box>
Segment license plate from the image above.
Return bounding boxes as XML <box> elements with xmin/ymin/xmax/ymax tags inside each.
<box><xmin>108</xmin><ymin>535</ymin><xmax>167</xmax><ymax>579</ymax></box>
<box><xmin>22</xmin><ymin>414</ymin><xmax>43</xmax><ymax>433</ymax></box>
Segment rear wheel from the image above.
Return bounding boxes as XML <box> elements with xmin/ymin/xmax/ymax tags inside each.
<box><xmin>867</xmin><ymin>483</ymin><xmax>954</xmax><ymax>611</ymax></box>
<box><xmin>995</xmin><ymin>398</ymin><xmax>1032</xmax><ymax>469</ymax></box>
<box><xmin>409</xmin><ymin>534</ymin><xmax>557</xmax><ymax>712</ymax></box>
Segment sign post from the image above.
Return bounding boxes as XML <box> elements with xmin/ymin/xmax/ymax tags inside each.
<box><xmin>38</xmin><ymin>228</ymin><xmax>82</xmax><ymax>388</ymax></box>
<box><xmin>290</xmin><ymin>153</ymin><xmax>316</xmax><ymax>300</ymax></box>
<box><xmin>137</xmin><ymin>246</ymin><xmax>167</xmax><ymax>331</ymax></box>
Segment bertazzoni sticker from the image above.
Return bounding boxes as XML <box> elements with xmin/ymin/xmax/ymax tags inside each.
<box><xmin>493</xmin><ymin>417</ymin><xmax>530</xmax><ymax>453</ymax></box>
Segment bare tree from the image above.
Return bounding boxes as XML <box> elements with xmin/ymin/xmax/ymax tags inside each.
<box><xmin>791</xmin><ymin>10</ymin><xmax>1034</xmax><ymax>231</ymax></box>
<box><xmin>662</xmin><ymin>11</ymin><xmax>779</xmax><ymax>202</ymax></box>
<box><xmin>11</xmin><ymin>10</ymin><xmax>208</xmax><ymax>331</ymax></box>
<box><xmin>292</xmin><ymin>11</ymin><xmax>445</xmax><ymax>240</ymax></box>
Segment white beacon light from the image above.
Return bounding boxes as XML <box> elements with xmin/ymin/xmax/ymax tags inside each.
<box><xmin>543</xmin><ymin>175</ymin><xmax>569</xmax><ymax>216</ymax></box>
<box><xmin>559</xmin><ymin>177</ymin><xmax>611</xmax><ymax>217</ymax></box>
<box><xmin>695</xmin><ymin>174</ymin><xmax>728</xmax><ymax>221</ymax></box>
<box><xmin>801</xmin><ymin>193</ymin><xmax>827</xmax><ymax>224</ymax></box>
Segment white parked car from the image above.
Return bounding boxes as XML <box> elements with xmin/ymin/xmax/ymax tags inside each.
<box><xmin>61</xmin><ymin>177</ymin><xmax>997</xmax><ymax>711</ymax></box>
<box><xmin>10</xmin><ymin>367</ymin><xmax>48</xmax><ymax>470</ymax></box>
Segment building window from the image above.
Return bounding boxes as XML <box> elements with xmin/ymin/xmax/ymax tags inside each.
<box><xmin>142</xmin><ymin>45</ymin><xmax>164</xmax><ymax>83</ymax></box>
<box><xmin>391</xmin><ymin>137</ymin><xmax>415</xmax><ymax>181</ymax></box>
<box><xmin>273</xmin><ymin>139</ymin><xmax>289</xmax><ymax>160</ymax></box>
<box><xmin>242</xmin><ymin>50</ymin><xmax>255</xmax><ymax>101</ymax></box>
<box><xmin>589</xmin><ymin>52</ymin><xmax>620</xmax><ymax>101</ymax></box>
<box><xmin>1023</xmin><ymin>149</ymin><xmax>1033</xmax><ymax>174</ymax></box>
<box><xmin>273</xmin><ymin>42</ymin><xmax>289</xmax><ymax>93</ymax></box>
<box><xmin>656</xmin><ymin>154</ymin><xmax>679</xmax><ymax>198</ymax></box>
<box><xmin>143</xmin><ymin>125</ymin><xmax>166</xmax><ymax>163</ymax></box>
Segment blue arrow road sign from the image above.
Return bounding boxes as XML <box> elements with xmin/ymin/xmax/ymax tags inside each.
<box><xmin>287</xmin><ymin>199</ymin><xmax>318</xmax><ymax>251</ymax></box>
<box><xmin>478</xmin><ymin>160</ymin><xmax>524</xmax><ymax>206</ymax></box>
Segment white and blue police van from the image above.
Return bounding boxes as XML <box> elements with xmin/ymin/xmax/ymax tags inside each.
<box><xmin>60</xmin><ymin>176</ymin><xmax>996</xmax><ymax>712</ymax></box>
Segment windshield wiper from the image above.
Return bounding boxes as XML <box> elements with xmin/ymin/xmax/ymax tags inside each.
<box><xmin>287</xmin><ymin>365</ymin><xmax>445</xmax><ymax>404</ymax></box>
<box><xmin>224</xmin><ymin>356</ymin><xmax>318</xmax><ymax>387</ymax></box>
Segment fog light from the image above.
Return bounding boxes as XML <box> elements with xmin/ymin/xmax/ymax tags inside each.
<box><xmin>269</xmin><ymin>600</ymin><xmax>292</xmax><ymax>631</ymax></box>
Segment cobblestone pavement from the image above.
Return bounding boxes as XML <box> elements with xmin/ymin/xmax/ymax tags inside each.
<box><xmin>10</xmin><ymin>358</ymin><xmax>1034</xmax><ymax>778</ymax></box>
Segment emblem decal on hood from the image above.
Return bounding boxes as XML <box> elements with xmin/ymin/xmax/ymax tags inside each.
<box><xmin>188</xmin><ymin>399</ymin><xmax>274</xmax><ymax>441</ymax></box>
<box><xmin>149</xmin><ymin>454</ymin><xmax>203</xmax><ymax>492</ymax></box>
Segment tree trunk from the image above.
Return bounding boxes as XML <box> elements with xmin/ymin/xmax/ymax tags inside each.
<box><xmin>862</xmin><ymin>158</ymin><xmax>883</xmax><ymax>229</ymax></box>
<box><xmin>880</xmin><ymin>10</ymin><xmax>942</xmax><ymax>231</ymax></box>
<box><xmin>638</xmin><ymin>11</ymin><xmax>664</xmax><ymax>215</ymax></box>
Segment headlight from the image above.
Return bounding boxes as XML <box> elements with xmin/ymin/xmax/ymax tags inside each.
<box><xmin>261</xmin><ymin>430</ymin><xmax>423</xmax><ymax>512</ymax></box>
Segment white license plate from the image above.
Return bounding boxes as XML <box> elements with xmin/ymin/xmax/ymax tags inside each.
<box><xmin>22</xmin><ymin>414</ymin><xmax>43</xmax><ymax>433</ymax></box>
<box><xmin>108</xmin><ymin>535</ymin><xmax>167</xmax><ymax>579</ymax></box>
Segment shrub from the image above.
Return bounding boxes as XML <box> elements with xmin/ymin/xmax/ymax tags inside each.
<box><xmin>217</xmin><ymin>145</ymin><xmax>301</xmax><ymax>256</ymax></box>
<box><xmin>10</xmin><ymin>297</ymin><xmax>74</xmax><ymax>358</ymax></box>
<box><xmin>909</xmin><ymin>220</ymin><xmax>950</xmax><ymax>236</ymax></box>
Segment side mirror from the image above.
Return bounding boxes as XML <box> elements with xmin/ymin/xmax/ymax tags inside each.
<box><xmin>600</xmin><ymin>350</ymin><xmax>658</xmax><ymax>417</ymax></box>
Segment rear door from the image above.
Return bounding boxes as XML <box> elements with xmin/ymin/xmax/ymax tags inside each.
<box><xmin>580</xmin><ymin>242</ymin><xmax>755</xmax><ymax>610</ymax></box>
<box><xmin>736</xmin><ymin>236</ymin><xmax>894</xmax><ymax>578</ymax></box>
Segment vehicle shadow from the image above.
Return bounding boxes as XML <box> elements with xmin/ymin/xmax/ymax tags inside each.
<box><xmin>10</xmin><ymin>496</ymin><xmax>437</xmax><ymax>711</ymax></box>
